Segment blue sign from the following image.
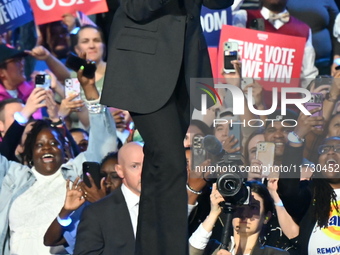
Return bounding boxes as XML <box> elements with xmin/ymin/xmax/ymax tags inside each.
<box><xmin>200</xmin><ymin>6</ymin><xmax>232</xmax><ymax>47</ymax></box>
<box><xmin>0</xmin><ymin>0</ymin><xmax>33</xmax><ymax>33</ymax></box>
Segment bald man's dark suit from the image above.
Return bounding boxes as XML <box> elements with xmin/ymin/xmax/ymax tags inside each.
<box><xmin>73</xmin><ymin>188</ymin><xmax>135</xmax><ymax>255</ymax></box>
<box><xmin>100</xmin><ymin>1</ymin><xmax>234</xmax><ymax>255</ymax></box>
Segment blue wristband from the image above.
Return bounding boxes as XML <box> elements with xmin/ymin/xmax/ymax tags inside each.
<box><xmin>13</xmin><ymin>112</ymin><xmax>28</xmax><ymax>125</ymax></box>
<box><xmin>57</xmin><ymin>215</ymin><xmax>72</xmax><ymax>227</ymax></box>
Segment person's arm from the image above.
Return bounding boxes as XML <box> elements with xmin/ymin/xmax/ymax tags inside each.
<box><xmin>0</xmin><ymin>121</ymin><xmax>25</xmax><ymax>161</ymax></box>
<box><xmin>73</xmin><ymin>204</ymin><xmax>104</xmax><ymax>254</ymax></box>
<box><xmin>44</xmin><ymin>178</ymin><xmax>85</xmax><ymax>248</ymax></box>
<box><xmin>76</xmin><ymin>107</ymin><xmax>90</xmax><ymax>129</ymax></box>
<box><xmin>25</xmin><ymin>46</ymin><xmax>70</xmax><ymax>81</ymax></box>
<box><xmin>328</xmin><ymin>2</ymin><xmax>340</xmax><ymax>75</ymax></box>
<box><xmin>0</xmin><ymin>87</ymin><xmax>46</xmax><ymax>161</ymax></box>
<box><xmin>62</xmin><ymin>68</ymin><xmax>118</xmax><ymax>176</ymax></box>
<box><xmin>187</xmin><ymin>159</ymin><xmax>211</xmax><ymax>205</ymax></box>
<box><xmin>300</xmin><ymin>29</ymin><xmax>318</xmax><ymax>88</ymax></box>
<box><xmin>322</xmin><ymin>70</ymin><xmax>340</xmax><ymax>122</ymax></box>
<box><xmin>278</xmin><ymin>108</ymin><xmax>324</xmax><ymax>222</ymax></box>
<box><xmin>189</xmin><ymin>184</ymin><xmax>224</xmax><ymax>251</ymax></box>
<box><xmin>267</xmin><ymin>178</ymin><xmax>299</xmax><ymax>239</ymax></box>
<box><xmin>45</xmin><ymin>69</ymin><xmax>65</xmax><ymax>99</ymax></box>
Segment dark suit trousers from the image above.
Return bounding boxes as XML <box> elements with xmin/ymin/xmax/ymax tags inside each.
<box><xmin>131</xmin><ymin>70</ymin><xmax>191</xmax><ymax>255</ymax></box>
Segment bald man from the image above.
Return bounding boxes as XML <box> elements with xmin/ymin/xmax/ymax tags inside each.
<box><xmin>74</xmin><ymin>142</ymin><xmax>144</xmax><ymax>255</ymax></box>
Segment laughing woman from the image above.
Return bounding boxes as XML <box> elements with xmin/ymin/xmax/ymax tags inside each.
<box><xmin>0</xmin><ymin>70</ymin><xmax>117</xmax><ymax>255</ymax></box>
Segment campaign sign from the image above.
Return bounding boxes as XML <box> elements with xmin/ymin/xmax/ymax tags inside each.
<box><xmin>0</xmin><ymin>0</ymin><xmax>33</xmax><ymax>33</ymax></box>
<box><xmin>218</xmin><ymin>25</ymin><xmax>306</xmax><ymax>90</ymax></box>
<box><xmin>200</xmin><ymin>6</ymin><xmax>232</xmax><ymax>47</ymax></box>
<box><xmin>30</xmin><ymin>0</ymin><xmax>108</xmax><ymax>25</ymax></box>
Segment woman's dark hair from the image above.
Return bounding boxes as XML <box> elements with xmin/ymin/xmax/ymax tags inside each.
<box><xmin>313</xmin><ymin>136</ymin><xmax>340</xmax><ymax>228</ymax></box>
<box><xmin>101</xmin><ymin>151</ymin><xmax>118</xmax><ymax>168</ymax></box>
<box><xmin>69</xmin><ymin>127</ymin><xmax>89</xmax><ymax>136</ymax></box>
<box><xmin>190</xmin><ymin>119</ymin><xmax>212</xmax><ymax>136</ymax></box>
<box><xmin>22</xmin><ymin>119</ymin><xmax>66</xmax><ymax>167</ymax></box>
<box><xmin>243</xmin><ymin>128</ymin><xmax>265</xmax><ymax>166</ymax></box>
<box><xmin>248</xmin><ymin>181</ymin><xmax>274</xmax><ymax>215</ymax></box>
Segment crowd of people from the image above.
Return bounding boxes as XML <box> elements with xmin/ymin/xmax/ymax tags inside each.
<box><xmin>0</xmin><ymin>0</ymin><xmax>340</xmax><ymax>254</ymax></box>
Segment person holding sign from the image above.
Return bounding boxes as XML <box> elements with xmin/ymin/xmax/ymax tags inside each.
<box><xmin>232</xmin><ymin>0</ymin><xmax>318</xmax><ymax>86</ymax></box>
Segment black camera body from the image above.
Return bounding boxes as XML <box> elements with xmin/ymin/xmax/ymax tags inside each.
<box><xmin>216</xmin><ymin>172</ymin><xmax>250</xmax><ymax>206</ymax></box>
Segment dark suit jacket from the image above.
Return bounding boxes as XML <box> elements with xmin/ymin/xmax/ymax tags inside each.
<box><xmin>73</xmin><ymin>188</ymin><xmax>135</xmax><ymax>255</ymax></box>
<box><xmin>101</xmin><ymin>0</ymin><xmax>234</xmax><ymax>113</ymax></box>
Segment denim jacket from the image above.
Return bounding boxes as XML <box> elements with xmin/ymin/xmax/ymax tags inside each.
<box><xmin>0</xmin><ymin>108</ymin><xmax>117</xmax><ymax>255</ymax></box>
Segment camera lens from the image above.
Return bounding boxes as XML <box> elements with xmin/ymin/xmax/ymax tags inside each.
<box><xmin>217</xmin><ymin>172</ymin><xmax>249</xmax><ymax>205</ymax></box>
<box><xmin>223</xmin><ymin>180</ymin><xmax>236</xmax><ymax>191</ymax></box>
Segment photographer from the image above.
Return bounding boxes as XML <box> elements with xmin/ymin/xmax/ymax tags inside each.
<box><xmin>189</xmin><ymin>182</ymin><xmax>288</xmax><ymax>255</ymax></box>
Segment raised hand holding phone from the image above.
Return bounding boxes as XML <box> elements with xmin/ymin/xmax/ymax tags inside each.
<box><xmin>65</xmin><ymin>52</ymin><xmax>96</xmax><ymax>79</ymax></box>
<box><xmin>223</xmin><ymin>42</ymin><xmax>239</xmax><ymax>73</ymax></box>
<box><xmin>65</xmin><ymin>78</ymin><xmax>81</xmax><ymax>101</ymax></box>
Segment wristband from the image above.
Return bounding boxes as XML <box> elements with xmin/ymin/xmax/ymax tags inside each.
<box><xmin>50</xmin><ymin>117</ymin><xmax>64</xmax><ymax>127</ymax></box>
<box><xmin>287</xmin><ymin>131</ymin><xmax>305</xmax><ymax>144</ymax></box>
<box><xmin>86</xmin><ymin>103</ymin><xmax>105</xmax><ymax>114</ymax></box>
<box><xmin>186</xmin><ymin>184</ymin><xmax>202</xmax><ymax>195</ymax></box>
<box><xmin>274</xmin><ymin>200</ymin><xmax>284</xmax><ymax>207</ymax></box>
<box><xmin>57</xmin><ymin>215</ymin><xmax>72</xmax><ymax>227</ymax></box>
<box><xmin>14</xmin><ymin>112</ymin><xmax>28</xmax><ymax>125</ymax></box>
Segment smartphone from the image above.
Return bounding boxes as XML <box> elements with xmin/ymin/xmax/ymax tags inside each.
<box><xmin>192</xmin><ymin>134</ymin><xmax>207</xmax><ymax>168</ymax></box>
<box><xmin>65</xmin><ymin>53</ymin><xmax>97</xmax><ymax>79</ymax></box>
<box><xmin>82</xmin><ymin>161</ymin><xmax>103</xmax><ymax>189</ymax></box>
<box><xmin>256</xmin><ymin>142</ymin><xmax>275</xmax><ymax>177</ymax></box>
<box><xmin>228</xmin><ymin>123</ymin><xmax>241</xmax><ymax>153</ymax></box>
<box><xmin>304</xmin><ymin>93</ymin><xmax>323</xmax><ymax>117</ymax></box>
<box><xmin>305</xmin><ymin>92</ymin><xmax>323</xmax><ymax>128</ymax></box>
<box><xmin>35</xmin><ymin>74</ymin><xmax>51</xmax><ymax>90</ymax></box>
<box><xmin>65</xmin><ymin>78</ymin><xmax>81</xmax><ymax>101</ymax></box>
<box><xmin>249</xmin><ymin>18</ymin><xmax>265</xmax><ymax>31</ymax></box>
<box><xmin>224</xmin><ymin>42</ymin><xmax>238</xmax><ymax>73</ymax></box>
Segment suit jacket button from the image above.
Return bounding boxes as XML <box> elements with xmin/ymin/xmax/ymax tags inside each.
<box><xmin>189</xmin><ymin>15</ymin><xmax>194</xmax><ymax>20</ymax></box>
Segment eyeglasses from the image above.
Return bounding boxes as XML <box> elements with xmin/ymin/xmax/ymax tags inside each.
<box><xmin>318</xmin><ymin>144</ymin><xmax>340</xmax><ymax>155</ymax></box>
<box><xmin>5</xmin><ymin>57</ymin><xmax>24</xmax><ymax>65</ymax></box>
<box><xmin>0</xmin><ymin>57</ymin><xmax>24</xmax><ymax>69</ymax></box>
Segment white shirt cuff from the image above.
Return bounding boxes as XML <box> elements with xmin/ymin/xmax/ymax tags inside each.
<box><xmin>189</xmin><ymin>223</ymin><xmax>212</xmax><ymax>250</ymax></box>
<box><xmin>188</xmin><ymin>202</ymin><xmax>198</xmax><ymax>216</ymax></box>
